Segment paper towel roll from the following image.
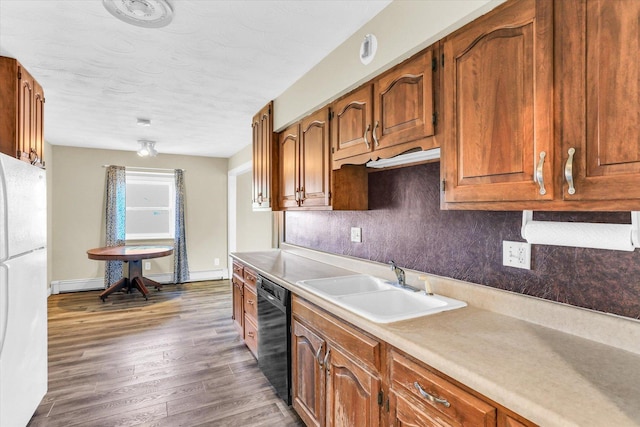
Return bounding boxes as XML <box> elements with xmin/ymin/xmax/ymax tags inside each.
<box><xmin>522</xmin><ymin>221</ymin><xmax>635</xmax><ymax>251</ymax></box>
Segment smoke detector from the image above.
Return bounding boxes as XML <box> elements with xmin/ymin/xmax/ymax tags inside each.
<box><xmin>360</xmin><ymin>34</ymin><xmax>378</xmax><ymax>65</ymax></box>
<box><xmin>103</xmin><ymin>0</ymin><xmax>174</xmax><ymax>28</ymax></box>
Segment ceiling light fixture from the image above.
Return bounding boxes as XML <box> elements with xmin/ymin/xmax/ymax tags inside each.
<box><xmin>137</xmin><ymin>140</ymin><xmax>158</xmax><ymax>157</ymax></box>
<box><xmin>102</xmin><ymin>0</ymin><xmax>174</xmax><ymax>28</ymax></box>
<box><xmin>137</xmin><ymin>118</ymin><xmax>151</xmax><ymax>127</ymax></box>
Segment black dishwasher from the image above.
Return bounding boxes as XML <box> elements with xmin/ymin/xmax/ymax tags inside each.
<box><xmin>257</xmin><ymin>275</ymin><xmax>291</xmax><ymax>405</ymax></box>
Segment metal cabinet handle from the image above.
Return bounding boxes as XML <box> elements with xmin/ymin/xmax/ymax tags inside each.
<box><xmin>323</xmin><ymin>348</ymin><xmax>331</xmax><ymax>372</ymax></box>
<box><xmin>536</xmin><ymin>151</ymin><xmax>547</xmax><ymax>195</ymax></box>
<box><xmin>247</xmin><ymin>299</ymin><xmax>254</xmax><ymax>305</ymax></box>
<box><xmin>414</xmin><ymin>382</ymin><xmax>451</xmax><ymax>408</ymax></box>
<box><xmin>363</xmin><ymin>124</ymin><xmax>371</xmax><ymax>149</ymax></box>
<box><xmin>257</xmin><ymin>193</ymin><xmax>263</xmax><ymax>205</ymax></box>
<box><xmin>300</xmin><ymin>187</ymin><xmax>305</xmax><ymax>202</ymax></box>
<box><xmin>295</xmin><ymin>187</ymin><xmax>300</xmax><ymax>202</ymax></box>
<box><xmin>316</xmin><ymin>346</ymin><xmax>323</xmax><ymax>367</ymax></box>
<box><xmin>247</xmin><ymin>331</ymin><xmax>255</xmax><ymax>338</ymax></box>
<box><xmin>565</xmin><ymin>147</ymin><xmax>576</xmax><ymax>195</ymax></box>
<box><xmin>372</xmin><ymin>121</ymin><xmax>380</xmax><ymax>147</ymax></box>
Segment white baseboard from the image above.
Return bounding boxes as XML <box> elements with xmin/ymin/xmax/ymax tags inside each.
<box><xmin>50</xmin><ymin>268</ymin><xmax>229</xmax><ymax>294</ymax></box>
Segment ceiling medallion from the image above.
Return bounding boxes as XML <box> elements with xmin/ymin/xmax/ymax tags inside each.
<box><xmin>103</xmin><ymin>0</ymin><xmax>174</xmax><ymax>28</ymax></box>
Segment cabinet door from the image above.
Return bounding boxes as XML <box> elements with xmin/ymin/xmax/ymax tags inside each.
<box><xmin>292</xmin><ymin>318</ymin><xmax>326</xmax><ymax>427</ymax></box>
<box><xmin>252</xmin><ymin>102</ymin><xmax>274</xmax><ymax>210</ymax></box>
<box><xmin>331</xmin><ymin>85</ymin><xmax>373</xmax><ymax>166</ymax></box>
<box><xmin>558</xmin><ymin>0</ymin><xmax>640</xmax><ymax>202</ymax></box>
<box><xmin>17</xmin><ymin>66</ymin><xmax>35</xmax><ymax>161</ymax></box>
<box><xmin>33</xmin><ymin>80</ymin><xmax>44</xmax><ymax>165</ymax></box>
<box><xmin>325</xmin><ymin>346</ymin><xmax>381</xmax><ymax>427</ymax></box>
<box><xmin>373</xmin><ymin>49</ymin><xmax>436</xmax><ymax>153</ymax></box>
<box><xmin>231</xmin><ymin>276</ymin><xmax>243</xmax><ymax>335</ymax></box>
<box><xmin>442</xmin><ymin>0</ymin><xmax>553</xmax><ymax>204</ymax></box>
<box><xmin>299</xmin><ymin>107</ymin><xmax>331</xmax><ymax>208</ymax></box>
<box><xmin>279</xmin><ymin>123</ymin><xmax>300</xmax><ymax>209</ymax></box>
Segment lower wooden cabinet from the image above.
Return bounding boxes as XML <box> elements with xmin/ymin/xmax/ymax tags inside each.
<box><xmin>292</xmin><ymin>318</ymin><xmax>326</xmax><ymax>427</ymax></box>
<box><xmin>290</xmin><ymin>295</ymin><xmax>536</xmax><ymax>427</ymax></box>
<box><xmin>326</xmin><ymin>345</ymin><xmax>381</xmax><ymax>427</ymax></box>
<box><xmin>231</xmin><ymin>274</ymin><xmax>243</xmax><ymax>335</ymax></box>
<box><xmin>291</xmin><ymin>295</ymin><xmax>382</xmax><ymax>427</ymax></box>
<box><xmin>389</xmin><ymin>349</ymin><xmax>496</xmax><ymax>426</ymax></box>
<box><xmin>231</xmin><ymin>260</ymin><xmax>259</xmax><ymax>358</ymax></box>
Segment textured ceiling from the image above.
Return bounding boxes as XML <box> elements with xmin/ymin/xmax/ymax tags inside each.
<box><xmin>0</xmin><ymin>0</ymin><xmax>391</xmax><ymax>158</ymax></box>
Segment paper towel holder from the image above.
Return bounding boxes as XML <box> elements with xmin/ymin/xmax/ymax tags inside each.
<box><xmin>521</xmin><ymin>210</ymin><xmax>640</xmax><ymax>251</ymax></box>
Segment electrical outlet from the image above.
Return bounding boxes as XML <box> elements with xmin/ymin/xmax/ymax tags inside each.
<box><xmin>502</xmin><ymin>241</ymin><xmax>531</xmax><ymax>269</ymax></box>
<box><xmin>350</xmin><ymin>227</ymin><xmax>362</xmax><ymax>243</ymax></box>
<box><xmin>214</xmin><ymin>258</ymin><xmax>220</xmax><ymax>266</ymax></box>
<box><xmin>144</xmin><ymin>261</ymin><xmax>151</xmax><ymax>271</ymax></box>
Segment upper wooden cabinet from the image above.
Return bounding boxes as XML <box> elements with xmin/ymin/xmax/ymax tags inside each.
<box><xmin>299</xmin><ymin>108</ymin><xmax>331</xmax><ymax>208</ymax></box>
<box><xmin>279</xmin><ymin>108</ymin><xmax>331</xmax><ymax>210</ymax></box>
<box><xmin>331</xmin><ymin>84</ymin><xmax>373</xmax><ymax>165</ymax></box>
<box><xmin>556</xmin><ymin>0</ymin><xmax>640</xmax><ymax>205</ymax></box>
<box><xmin>252</xmin><ymin>101</ymin><xmax>278</xmax><ymax>211</ymax></box>
<box><xmin>442</xmin><ymin>0</ymin><xmax>640</xmax><ymax>210</ymax></box>
<box><xmin>279</xmin><ymin>107</ymin><xmax>368</xmax><ymax>211</ymax></box>
<box><xmin>373</xmin><ymin>48</ymin><xmax>437</xmax><ymax>154</ymax></box>
<box><xmin>331</xmin><ymin>46</ymin><xmax>440</xmax><ymax>169</ymax></box>
<box><xmin>279</xmin><ymin>122</ymin><xmax>300</xmax><ymax>209</ymax></box>
<box><xmin>441</xmin><ymin>0</ymin><xmax>553</xmax><ymax>205</ymax></box>
<box><xmin>0</xmin><ymin>56</ymin><xmax>45</xmax><ymax>167</ymax></box>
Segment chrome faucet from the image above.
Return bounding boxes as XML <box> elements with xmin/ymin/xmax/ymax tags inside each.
<box><xmin>389</xmin><ymin>260</ymin><xmax>406</xmax><ymax>288</ymax></box>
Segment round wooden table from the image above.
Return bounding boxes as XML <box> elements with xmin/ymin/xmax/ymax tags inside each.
<box><xmin>87</xmin><ymin>245</ymin><xmax>174</xmax><ymax>301</ymax></box>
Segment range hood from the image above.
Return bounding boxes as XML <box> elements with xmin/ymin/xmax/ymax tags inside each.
<box><xmin>365</xmin><ymin>148</ymin><xmax>441</xmax><ymax>169</ymax></box>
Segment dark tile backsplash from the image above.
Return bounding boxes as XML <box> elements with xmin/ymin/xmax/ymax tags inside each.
<box><xmin>285</xmin><ymin>162</ymin><xmax>640</xmax><ymax>320</ymax></box>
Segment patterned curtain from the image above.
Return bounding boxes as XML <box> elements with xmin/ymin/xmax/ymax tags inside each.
<box><xmin>173</xmin><ymin>169</ymin><xmax>190</xmax><ymax>283</ymax></box>
<box><xmin>104</xmin><ymin>166</ymin><xmax>126</xmax><ymax>287</ymax></box>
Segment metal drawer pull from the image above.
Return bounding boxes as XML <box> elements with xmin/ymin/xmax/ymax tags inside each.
<box><xmin>414</xmin><ymin>382</ymin><xmax>451</xmax><ymax>408</ymax></box>
<box><xmin>247</xmin><ymin>331</ymin><xmax>255</xmax><ymax>338</ymax></box>
<box><xmin>536</xmin><ymin>151</ymin><xmax>547</xmax><ymax>195</ymax></box>
<box><xmin>565</xmin><ymin>147</ymin><xmax>576</xmax><ymax>195</ymax></box>
<box><xmin>364</xmin><ymin>124</ymin><xmax>371</xmax><ymax>149</ymax></box>
<box><xmin>372</xmin><ymin>121</ymin><xmax>380</xmax><ymax>147</ymax></box>
<box><xmin>247</xmin><ymin>299</ymin><xmax>254</xmax><ymax>305</ymax></box>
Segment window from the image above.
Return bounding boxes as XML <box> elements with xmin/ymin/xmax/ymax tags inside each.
<box><xmin>125</xmin><ymin>171</ymin><xmax>175</xmax><ymax>240</ymax></box>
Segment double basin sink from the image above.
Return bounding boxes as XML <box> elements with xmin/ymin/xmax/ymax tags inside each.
<box><xmin>296</xmin><ymin>274</ymin><xmax>466</xmax><ymax>323</ymax></box>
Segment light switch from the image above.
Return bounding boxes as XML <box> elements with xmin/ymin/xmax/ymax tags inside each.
<box><xmin>350</xmin><ymin>227</ymin><xmax>362</xmax><ymax>243</ymax></box>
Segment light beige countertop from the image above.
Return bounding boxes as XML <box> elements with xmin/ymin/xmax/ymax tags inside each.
<box><xmin>231</xmin><ymin>246</ymin><xmax>640</xmax><ymax>427</ymax></box>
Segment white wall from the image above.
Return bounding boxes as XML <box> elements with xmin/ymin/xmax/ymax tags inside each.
<box><xmin>274</xmin><ymin>0</ymin><xmax>504</xmax><ymax>131</ymax></box>
<box><xmin>236</xmin><ymin>171</ymin><xmax>272</xmax><ymax>252</ymax></box>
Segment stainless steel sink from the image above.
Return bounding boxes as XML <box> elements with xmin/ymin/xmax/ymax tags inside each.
<box><xmin>296</xmin><ymin>275</ymin><xmax>466</xmax><ymax>323</ymax></box>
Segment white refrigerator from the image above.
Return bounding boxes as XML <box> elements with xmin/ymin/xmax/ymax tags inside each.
<box><xmin>0</xmin><ymin>153</ymin><xmax>47</xmax><ymax>427</ymax></box>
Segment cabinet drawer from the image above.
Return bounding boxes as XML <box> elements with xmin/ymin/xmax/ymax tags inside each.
<box><xmin>243</xmin><ymin>267</ymin><xmax>257</xmax><ymax>290</ymax></box>
<box><xmin>243</xmin><ymin>285</ymin><xmax>258</xmax><ymax>322</ymax></box>
<box><xmin>244</xmin><ymin>315</ymin><xmax>258</xmax><ymax>358</ymax></box>
<box><xmin>232</xmin><ymin>260</ymin><xmax>244</xmax><ymax>277</ymax></box>
<box><xmin>390</xmin><ymin>349</ymin><xmax>496</xmax><ymax>426</ymax></box>
<box><xmin>292</xmin><ymin>295</ymin><xmax>380</xmax><ymax>372</ymax></box>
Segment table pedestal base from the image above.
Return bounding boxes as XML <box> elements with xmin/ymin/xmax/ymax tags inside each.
<box><xmin>99</xmin><ymin>260</ymin><xmax>164</xmax><ymax>302</ymax></box>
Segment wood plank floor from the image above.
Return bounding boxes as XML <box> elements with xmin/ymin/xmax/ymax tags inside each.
<box><xmin>28</xmin><ymin>280</ymin><xmax>304</xmax><ymax>427</ymax></box>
